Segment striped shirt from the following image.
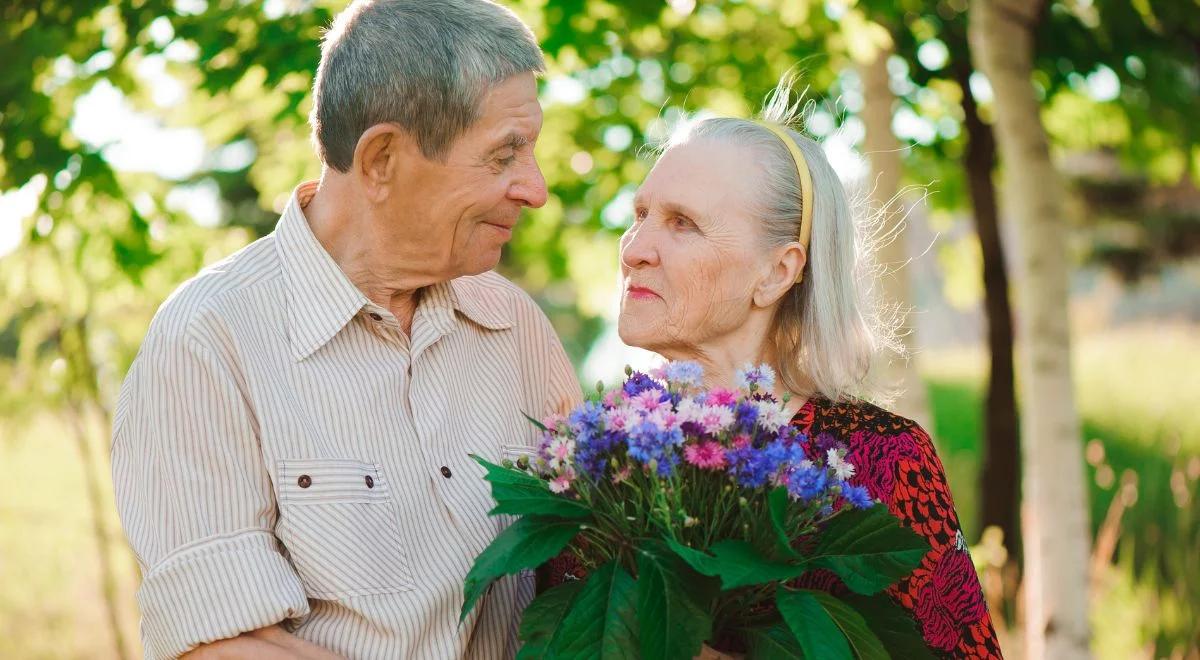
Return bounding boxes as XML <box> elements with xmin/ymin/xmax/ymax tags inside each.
<box><xmin>111</xmin><ymin>182</ymin><xmax>581</xmax><ymax>660</ymax></box>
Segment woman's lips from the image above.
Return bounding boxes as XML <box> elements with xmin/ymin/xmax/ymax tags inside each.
<box><xmin>626</xmin><ymin>285</ymin><xmax>661</xmax><ymax>301</ymax></box>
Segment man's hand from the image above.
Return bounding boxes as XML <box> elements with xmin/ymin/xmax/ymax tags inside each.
<box><xmin>180</xmin><ymin>625</ymin><xmax>345</xmax><ymax>660</ymax></box>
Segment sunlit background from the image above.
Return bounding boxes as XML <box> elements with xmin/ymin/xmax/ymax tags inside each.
<box><xmin>2</xmin><ymin>0</ymin><xmax>1198</xmax><ymax>658</ymax></box>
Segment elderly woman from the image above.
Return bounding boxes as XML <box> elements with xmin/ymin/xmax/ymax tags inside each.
<box><xmin>547</xmin><ymin>91</ymin><xmax>1003</xmax><ymax>659</ymax></box>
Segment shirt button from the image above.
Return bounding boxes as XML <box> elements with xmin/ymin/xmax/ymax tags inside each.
<box><xmin>364</xmin><ymin>475</ymin><xmax>375</xmax><ymax>489</ymax></box>
<box><xmin>297</xmin><ymin>475</ymin><xmax>312</xmax><ymax>488</ymax></box>
<box><xmin>369</xmin><ymin>313</ymin><xmax>383</xmax><ymax>321</ymax></box>
<box><xmin>440</xmin><ymin>466</ymin><xmax>452</xmax><ymax>479</ymax></box>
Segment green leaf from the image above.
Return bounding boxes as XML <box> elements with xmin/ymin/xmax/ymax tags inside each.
<box><xmin>517</xmin><ymin>580</ymin><xmax>586</xmax><ymax>660</ymax></box>
<box><xmin>460</xmin><ymin>516</ymin><xmax>583</xmax><ymax>622</ymax></box>
<box><xmin>666</xmin><ymin>538</ymin><xmax>808</xmax><ymax>590</ymax></box>
<box><xmin>775</xmin><ymin>588</ymin><xmax>853</xmax><ymax>660</ymax></box>
<box><xmin>811</xmin><ymin>591</ymin><xmax>888</xmax><ymax>660</ymax></box>
<box><xmin>522</xmin><ymin>410</ymin><xmax>549</xmax><ymax>432</ymax></box>
<box><xmin>840</xmin><ymin>594</ymin><xmax>936</xmax><ymax>660</ymax></box>
<box><xmin>810</xmin><ymin>505</ymin><xmax>929</xmax><ymax>595</ymax></box>
<box><xmin>549</xmin><ymin>561</ymin><xmax>640</xmax><ymax>659</ymax></box>
<box><xmin>744</xmin><ymin>624</ymin><xmax>807</xmax><ymax>660</ymax></box>
<box><xmin>767</xmin><ymin>487</ymin><xmax>800</xmax><ymax>558</ymax></box>
<box><xmin>470</xmin><ymin>454</ymin><xmax>592</xmax><ymax>519</ymax></box>
<box><xmin>636</xmin><ymin>540</ymin><xmax>717</xmax><ymax>660</ymax></box>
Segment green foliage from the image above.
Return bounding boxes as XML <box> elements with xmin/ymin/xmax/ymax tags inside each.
<box><xmin>460</xmin><ymin>516</ymin><xmax>584</xmax><ymax>622</ymax></box>
<box><xmin>808</xmin><ymin>505</ymin><xmax>930</xmax><ymax>595</ymax></box>
<box><xmin>776</xmin><ymin>588</ymin><xmax>854</xmax><ymax>660</ymax></box>
<box><xmin>473</xmin><ymin>454</ymin><xmax>593</xmax><ymax>519</ymax></box>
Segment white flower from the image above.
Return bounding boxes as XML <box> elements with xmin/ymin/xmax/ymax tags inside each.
<box><xmin>826</xmin><ymin>448</ymin><xmax>856</xmax><ymax>481</ymax></box>
<box><xmin>755</xmin><ymin>400</ymin><xmax>793</xmax><ymax>432</ymax></box>
<box><xmin>675</xmin><ymin>397</ymin><xmax>705</xmax><ymax>424</ymax></box>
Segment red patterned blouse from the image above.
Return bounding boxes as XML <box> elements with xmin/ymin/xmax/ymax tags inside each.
<box><xmin>539</xmin><ymin>395</ymin><xmax>1003</xmax><ymax>659</ymax></box>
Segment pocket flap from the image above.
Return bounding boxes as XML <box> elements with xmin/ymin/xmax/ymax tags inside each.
<box><xmin>278</xmin><ymin>458</ymin><xmax>389</xmax><ymax>504</ymax></box>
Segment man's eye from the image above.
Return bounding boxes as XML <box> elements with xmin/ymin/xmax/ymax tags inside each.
<box><xmin>496</xmin><ymin>152</ymin><xmax>517</xmax><ymax>166</ymax></box>
<box><xmin>634</xmin><ymin>207</ymin><xmax>648</xmax><ymax>222</ymax></box>
<box><xmin>670</xmin><ymin>215</ymin><xmax>694</xmax><ymax>229</ymax></box>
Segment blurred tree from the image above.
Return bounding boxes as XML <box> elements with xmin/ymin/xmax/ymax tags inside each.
<box><xmin>971</xmin><ymin>0</ymin><xmax>1091</xmax><ymax>658</ymax></box>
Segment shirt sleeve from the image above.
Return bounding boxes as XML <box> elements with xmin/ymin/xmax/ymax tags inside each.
<box><xmin>112</xmin><ymin>323</ymin><xmax>309</xmax><ymax>660</ymax></box>
<box><xmin>884</xmin><ymin>424</ymin><xmax>1003</xmax><ymax>659</ymax></box>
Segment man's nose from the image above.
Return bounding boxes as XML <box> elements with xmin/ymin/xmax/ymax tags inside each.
<box><xmin>509</xmin><ymin>156</ymin><xmax>548</xmax><ymax>208</ymax></box>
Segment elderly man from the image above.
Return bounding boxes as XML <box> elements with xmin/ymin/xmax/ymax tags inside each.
<box><xmin>111</xmin><ymin>1</ymin><xmax>580</xmax><ymax>658</ymax></box>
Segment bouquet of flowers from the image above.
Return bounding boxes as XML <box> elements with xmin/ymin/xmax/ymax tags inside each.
<box><xmin>461</xmin><ymin>362</ymin><xmax>934</xmax><ymax>660</ymax></box>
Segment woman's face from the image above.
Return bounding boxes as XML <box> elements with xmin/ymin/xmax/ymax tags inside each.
<box><xmin>618</xmin><ymin>138</ymin><xmax>771</xmax><ymax>356</ymax></box>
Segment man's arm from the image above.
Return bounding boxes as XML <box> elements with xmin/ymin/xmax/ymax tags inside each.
<box><xmin>112</xmin><ymin>321</ymin><xmax>313</xmax><ymax>659</ymax></box>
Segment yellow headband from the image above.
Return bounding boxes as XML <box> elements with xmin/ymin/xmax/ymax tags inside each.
<box><xmin>756</xmin><ymin>121</ymin><xmax>813</xmax><ymax>283</ymax></box>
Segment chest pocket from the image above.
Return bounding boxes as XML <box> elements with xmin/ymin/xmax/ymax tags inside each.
<box><xmin>275</xmin><ymin>458</ymin><xmax>416</xmax><ymax>599</ymax></box>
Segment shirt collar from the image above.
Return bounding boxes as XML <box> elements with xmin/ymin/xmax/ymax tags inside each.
<box><xmin>276</xmin><ymin>182</ymin><xmax>514</xmax><ymax>361</ymax></box>
<box><xmin>276</xmin><ymin>182</ymin><xmax>371</xmax><ymax>361</ymax></box>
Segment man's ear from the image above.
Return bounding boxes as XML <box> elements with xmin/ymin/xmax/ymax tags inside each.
<box><xmin>753</xmin><ymin>242</ymin><xmax>807</xmax><ymax>308</ymax></box>
<box><xmin>352</xmin><ymin>123</ymin><xmax>417</xmax><ymax>203</ymax></box>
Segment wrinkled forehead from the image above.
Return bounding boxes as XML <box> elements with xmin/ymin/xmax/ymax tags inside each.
<box><xmin>636</xmin><ymin>138</ymin><xmax>764</xmax><ymax>218</ymax></box>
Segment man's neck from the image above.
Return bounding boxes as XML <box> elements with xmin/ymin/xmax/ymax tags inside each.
<box><xmin>304</xmin><ymin>179</ymin><xmax>430</xmax><ymax>333</ymax></box>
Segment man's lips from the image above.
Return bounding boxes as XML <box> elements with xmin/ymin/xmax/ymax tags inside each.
<box><xmin>626</xmin><ymin>285</ymin><xmax>661</xmax><ymax>300</ymax></box>
<box><xmin>483</xmin><ymin>221</ymin><xmax>516</xmax><ymax>238</ymax></box>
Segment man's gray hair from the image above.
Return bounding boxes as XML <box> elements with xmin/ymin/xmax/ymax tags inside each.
<box><xmin>311</xmin><ymin>0</ymin><xmax>545</xmax><ymax>171</ymax></box>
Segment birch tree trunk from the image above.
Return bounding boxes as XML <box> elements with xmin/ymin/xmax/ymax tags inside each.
<box><xmin>968</xmin><ymin>1</ymin><xmax>1091</xmax><ymax>658</ymax></box>
<box><xmin>856</xmin><ymin>41</ymin><xmax>931</xmax><ymax>427</ymax></box>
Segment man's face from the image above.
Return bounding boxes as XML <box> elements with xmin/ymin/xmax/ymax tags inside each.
<box><xmin>387</xmin><ymin>72</ymin><xmax>546</xmax><ymax>278</ymax></box>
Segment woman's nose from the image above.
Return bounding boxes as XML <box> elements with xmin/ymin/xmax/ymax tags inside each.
<box><xmin>508</xmin><ymin>155</ymin><xmax>548</xmax><ymax>209</ymax></box>
<box><xmin>620</xmin><ymin>222</ymin><xmax>660</xmax><ymax>269</ymax></box>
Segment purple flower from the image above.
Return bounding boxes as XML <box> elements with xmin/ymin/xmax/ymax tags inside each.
<box><xmin>842</xmin><ymin>484</ymin><xmax>875</xmax><ymax>510</ymax></box>
<box><xmin>623</xmin><ymin>372</ymin><xmax>663</xmax><ymax>397</ymax></box>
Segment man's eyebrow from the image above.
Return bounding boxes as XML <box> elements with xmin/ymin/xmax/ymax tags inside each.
<box><xmin>490</xmin><ymin>132</ymin><xmax>528</xmax><ymax>153</ymax></box>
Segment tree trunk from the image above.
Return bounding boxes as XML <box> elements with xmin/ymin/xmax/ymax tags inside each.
<box><xmin>857</xmin><ymin>42</ymin><xmax>931</xmax><ymax>428</ymax></box>
<box><xmin>951</xmin><ymin>50</ymin><xmax>1022</xmax><ymax>559</ymax></box>
<box><xmin>969</xmin><ymin>1</ymin><xmax>1091</xmax><ymax>659</ymax></box>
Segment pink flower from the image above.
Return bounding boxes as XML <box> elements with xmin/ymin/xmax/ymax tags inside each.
<box><xmin>541</xmin><ymin>413</ymin><xmax>567</xmax><ymax>434</ymax></box>
<box><xmin>732</xmin><ymin>434</ymin><xmax>751</xmax><ymax>449</ymax></box>
<box><xmin>698</xmin><ymin>405</ymin><xmax>734</xmax><ymax>435</ymax></box>
<box><xmin>631</xmin><ymin>389</ymin><xmax>666</xmax><ymax>413</ymax></box>
<box><xmin>706</xmin><ymin>388</ymin><xmax>738</xmax><ymax>407</ymax></box>
<box><xmin>684</xmin><ymin>441</ymin><xmax>728</xmax><ymax>470</ymax></box>
<box><xmin>549</xmin><ymin>475</ymin><xmax>573</xmax><ymax>493</ymax></box>
<box><xmin>645</xmin><ymin>407</ymin><xmax>680</xmax><ymax>432</ymax></box>
<box><xmin>605</xmin><ymin>405</ymin><xmax>637</xmax><ymax>431</ymax></box>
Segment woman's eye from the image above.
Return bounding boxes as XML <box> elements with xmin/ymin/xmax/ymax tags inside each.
<box><xmin>634</xmin><ymin>207</ymin><xmax>648</xmax><ymax>222</ymax></box>
<box><xmin>670</xmin><ymin>215</ymin><xmax>694</xmax><ymax>229</ymax></box>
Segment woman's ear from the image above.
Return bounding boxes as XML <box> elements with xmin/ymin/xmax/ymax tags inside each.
<box><xmin>753</xmin><ymin>242</ymin><xmax>807</xmax><ymax>308</ymax></box>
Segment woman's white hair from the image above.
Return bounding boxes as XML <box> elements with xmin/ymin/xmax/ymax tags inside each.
<box><xmin>662</xmin><ymin>77</ymin><xmax>902</xmax><ymax>403</ymax></box>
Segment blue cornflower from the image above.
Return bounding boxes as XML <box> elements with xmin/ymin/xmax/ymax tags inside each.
<box><xmin>734</xmin><ymin>401</ymin><xmax>759</xmax><ymax>434</ymax></box>
<box><xmin>626</xmin><ymin>421</ymin><xmax>680</xmax><ymax>471</ymax></box>
<box><xmin>663</xmin><ymin>361</ymin><xmax>704</xmax><ymax>388</ymax></box>
<box><xmin>842</xmin><ymin>484</ymin><xmax>875</xmax><ymax>510</ymax></box>
<box><xmin>735</xmin><ymin>363</ymin><xmax>777</xmax><ymax>391</ymax></box>
<box><xmin>787</xmin><ymin>464</ymin><xmax>830</xmax><ymax>501</ymax></box>
<box><xmin>726</xmin><ymin>445</ymin><xmax>776</xmax><ymax>488</ymax></box>
<box><xmin>569</xmin><ymin>401</ymin><xmax>604</xmax><ymax>435</ymax></box>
